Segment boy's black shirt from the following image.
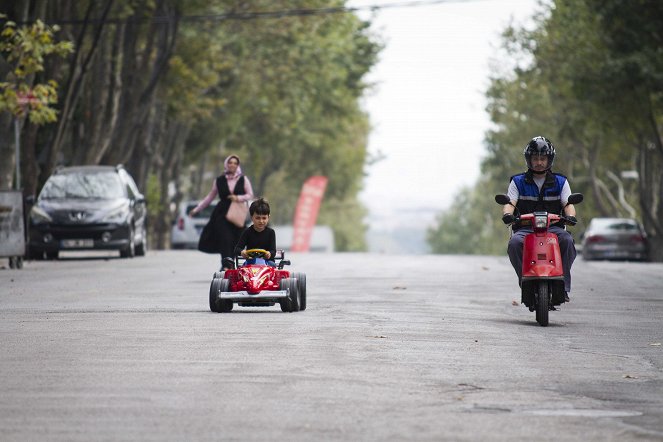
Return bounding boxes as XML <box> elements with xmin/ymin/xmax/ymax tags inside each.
<box><xmin>234</xmin><ymin>225</ymin><xmax>276</xmax><ymax>259</ymax></box>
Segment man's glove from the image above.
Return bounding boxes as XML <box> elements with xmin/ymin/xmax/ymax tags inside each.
<box><xmin>565</xmin><ymin>215</ymin><xmax>577</xmax><ymax>226</ymax></box>
<box><xmin>502</xmin><ymin>213</ymin><xmax>516</xmax><ymax>225</ymax></box>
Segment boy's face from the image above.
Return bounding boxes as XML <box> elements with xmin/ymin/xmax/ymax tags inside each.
<box><xmin>251</xmin><ymin>213</ymin><xmax>269</xmax><ymax>232</ymax></box>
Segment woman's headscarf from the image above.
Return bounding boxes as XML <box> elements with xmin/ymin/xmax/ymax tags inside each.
<box><xmin>224</xmin><ymin>155</ymin><xmax>243</xmax><ymax>179</ymax></box>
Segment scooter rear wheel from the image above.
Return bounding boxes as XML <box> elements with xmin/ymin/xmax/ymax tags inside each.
<box><xmin>536</xmin><ymin>281</ymin><xmax>550</xmax><ymax>326</ymax></box>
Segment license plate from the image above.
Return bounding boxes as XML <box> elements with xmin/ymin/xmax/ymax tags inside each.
<box><xmin>61</xmin><ymin>239</ymin><xmax>94</xmax><ymax>248</ymax></box>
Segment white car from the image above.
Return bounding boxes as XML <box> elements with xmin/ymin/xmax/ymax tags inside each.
<box><xmin>171</xmin><ymin>201</ymin><xmax>215</xmax><ymax>249</ymax></box>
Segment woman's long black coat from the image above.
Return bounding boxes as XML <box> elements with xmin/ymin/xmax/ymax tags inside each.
<box><xmin>197</xmin><ymin>175</ymin><xmax>246</xmax><ymax>257</ymax></box>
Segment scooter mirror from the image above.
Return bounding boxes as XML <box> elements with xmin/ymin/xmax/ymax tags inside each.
<box><xmin>494</xmin><ymin>194</ymin><xmax>511</xmax><ymax>205</ymax></box>
<box><xmin>567</xmin><ymin>193</ymin><xmax>583</xmax><ymax>205</ymax></box>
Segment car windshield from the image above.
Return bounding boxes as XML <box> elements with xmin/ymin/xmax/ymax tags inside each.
<box><xmin>187</xmin><ymin>204</ymin><xmax>215</xmax><ymax>219</ymax></box>
<box><xmin>40</xmin><ymin>172</ymin><xmax>125</xmax><ymax>200</ymax></box>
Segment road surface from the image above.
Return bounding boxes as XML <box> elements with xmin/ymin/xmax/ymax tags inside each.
<box><xmin>1</xmin><ymin>251</ymin><xmax>662</xmax><ymax>441</ymax></box>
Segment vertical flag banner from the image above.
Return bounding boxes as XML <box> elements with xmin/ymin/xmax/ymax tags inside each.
<box><xmin>291</xmin><ymin>176</ymin><xmax>328</xmax><ymax>252</ymax></box>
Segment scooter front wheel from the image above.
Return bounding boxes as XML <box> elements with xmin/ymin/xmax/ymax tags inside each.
<box><xmin>535</xmin><ymin>281</ymin><xmax>550</xmax><ymax>326</ymax></box>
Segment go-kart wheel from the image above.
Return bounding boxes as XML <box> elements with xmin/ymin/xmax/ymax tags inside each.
<box><xmin>213</xmin><ymin>271</ymin><xmax>225</xmax><ymax>279</ymax></box>
<box><xmin>218</xmin><ymin>279</ymin><xmax>233</xmax><ymax>312</ymax></box>
<box><xmin>279</xmin><ymin>278</ymin><xmax>290</xmax><ymax>312</ymax></box>
<box><xmin>280</xmin><ymin>278</ymin><xmax>300</xmax><ymax>312</ymax></box>
<box><xmin>279</xmin><ymin>278</ymin><xmax>298</xmax><ymax>312</ymax></box>
<box><xmin>209</xmin><ymin>278</ymin><xmax>221</xmax><ymax>313</ymax></box>
<box><xmin>293</xmin><ymin>272</ymin><xmax>307</xmax><ymax>311</ymax></box>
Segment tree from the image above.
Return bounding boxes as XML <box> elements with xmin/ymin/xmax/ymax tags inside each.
<box><xmin>0</xmin><ymin>1</ymin><xmax>382</xmax><ymax>252</ymax></box>
<box><xmin>0</xmin><ymin>14</ymin><xmax>73</xmax><ymax>190</ymax></box>
<box><xmin>428</xmin><ymin>0</ymin><xmax>663</xmax><ymax>261</ymax></box>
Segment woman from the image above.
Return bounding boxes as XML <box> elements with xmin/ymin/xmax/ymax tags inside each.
<box><xmin>189</xmin><ymin>155</ymin><xmax>254</xmax><ymax>269</ymax></box>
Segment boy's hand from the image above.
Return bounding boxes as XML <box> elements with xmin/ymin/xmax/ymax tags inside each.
<box><xmin>240</xmin><ymin>250</ymin><xmax>247</xmax><ymax>258</ymax></box>
<box><xmin>265</xmin><ymin>252</ymin><xmax>271</xmax><ymax>259</ymax></box>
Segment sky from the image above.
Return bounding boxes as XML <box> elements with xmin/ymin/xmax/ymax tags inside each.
<box><xmin>348</xmin><ymin>0</ymin><xmax>543</xmax><ymax>252</ymax></box>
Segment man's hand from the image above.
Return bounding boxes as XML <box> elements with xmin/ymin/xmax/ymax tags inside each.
<box><xmin>565</xmin><ymin>215</ymin><xmax>577</xmax><ymax>226</ymax></box>
<box><xmin>502</xmin><ymin>213</ymin><xmax>516</xmax><ymax>225</ymax></box>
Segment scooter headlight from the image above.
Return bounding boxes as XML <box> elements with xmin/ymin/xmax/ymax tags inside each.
<box><xmin>535</xmin><ymin>214</ymin><xmax>548</xmax><ymax>229</ymax></box>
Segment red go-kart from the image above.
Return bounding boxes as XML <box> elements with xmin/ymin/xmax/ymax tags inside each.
<box><xmin>208</xmin><ymin>249</ymin><xmax>307</xmax><ymax>313</ymax></box>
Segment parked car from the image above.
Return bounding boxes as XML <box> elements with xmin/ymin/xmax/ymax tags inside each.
<box><xmin>28</xmin><ymin>165</ymin><xmax>147</xmax><ymax>259</ymax></box>
<box><xmin>581</xmin><ymin>217</ymin><xmax>648</xmax><ymax>261</ymax></box>
<box><xmin>171</xmin><ymin>201</ymin><xmax>215</xmax><ymax>249</ymax></box>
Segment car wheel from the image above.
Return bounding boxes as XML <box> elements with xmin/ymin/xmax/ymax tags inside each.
<box><xmin>135</xmin><ymin>225</ymin><xmax>147</xmax><ymax>256</ymax></box>
<box><xmin>293</xmin><ymin>272</ymin><xmax>307</xmax><ymax>311</ymax></box>
<box><xmin>120</xmin><ymin>227</ymin><xmax>135</xmax><ymax>258</ymax></box>
<box><xmin>27</xmin><ymin>248</ymin><xmax>43</xmax><ymax>260</ymax></box>
<box><xmin>218</xmin><ymin>279</ymin><xmax>233</xmax><ymax>312</ymax></box>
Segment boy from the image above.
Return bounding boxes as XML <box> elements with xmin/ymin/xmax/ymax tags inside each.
<box><xmin>233</xmin><ymin>197</ymin><xmax>276</xmax><ymax>265</ymax></box>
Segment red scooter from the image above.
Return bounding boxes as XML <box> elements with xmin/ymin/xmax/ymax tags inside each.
<box><xmin>495</xmin><ymin>193</ymin><xmax>583</xmax><ymax>326</ymax></box>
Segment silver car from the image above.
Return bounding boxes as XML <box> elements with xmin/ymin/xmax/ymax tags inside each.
<box><xmin>171</xmin><ymin>201</ymin><xmax>215</xmax><ymax>249</ymax></box>
<box><xmin>581</xmin><ymin>217</ymin><xmax>648</xmax><ymax>261</ymax></box>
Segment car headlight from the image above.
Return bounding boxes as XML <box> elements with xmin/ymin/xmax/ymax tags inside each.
<box><xmin>101</xmin><ymin>204</ymin><xmax>130</xmax><ymax>223</ymax></box>
<box><xmin>30</xmin><ymin>206</ymin><xmax>53</xmax><ymax>224</ymax></box>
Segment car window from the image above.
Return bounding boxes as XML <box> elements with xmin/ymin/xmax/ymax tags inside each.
<box><xmin>39</xmin><ymin>172</ymin><xmax>125</xmax><ymax>200</ymax></box>
<box><xmin>590</xmin><ymin>219</ymin><xmax>639</xmax><ymax>232</ymax></box>
<box><xmin>119</xmin><ymin>169</ymin><xmax>141</xmax><ymax>199</ymax></box>
<box><xmin>187</xmin><ymin>204</ymin><xmax>215</xmax><ymax>219</ymax></box>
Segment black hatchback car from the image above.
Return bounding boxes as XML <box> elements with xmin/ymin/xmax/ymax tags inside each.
<box><xmin>28</xmin><ymin>165</ymin><xmax>147</xmax><ymax>259</ymax></box>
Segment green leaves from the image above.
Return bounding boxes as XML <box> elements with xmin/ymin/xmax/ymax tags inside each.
<box><xmin>0</xmin><ymin>18</ymin><xmax>73</xmax><ymax>123</ymax></box>
<box><xmin>429</xmin><ymin>0</ymin><xmax>663</xmax><ymax>258</ymax></box>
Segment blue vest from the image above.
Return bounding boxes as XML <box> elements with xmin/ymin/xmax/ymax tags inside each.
<box><xmin>511</xmin><ymin>171</ymin><xmax>566</xmax><ymax>218</ymax></box>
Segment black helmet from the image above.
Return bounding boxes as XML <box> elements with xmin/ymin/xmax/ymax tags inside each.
<box><xmin>524</xmin><ymin>136</ymin><xmax>555</xmax><ymax>171</ymax></box>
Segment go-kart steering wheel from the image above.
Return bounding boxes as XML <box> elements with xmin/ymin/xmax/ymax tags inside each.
<box><xmin>245</xmin><ymin>248</ymin><xmax>269</xmax><ymax>259</ymax></box>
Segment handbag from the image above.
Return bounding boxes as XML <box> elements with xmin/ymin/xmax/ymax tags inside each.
<box><xmin>226</xmin><ymin>200</ymin><xmax>248</xmax><ymax>227</ymax></box>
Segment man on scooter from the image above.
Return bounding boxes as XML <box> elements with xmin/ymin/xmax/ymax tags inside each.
<box><xmin>501</xmin><ymin>136</ymin><xmax>578</xmax><ymax>301</ymax></box>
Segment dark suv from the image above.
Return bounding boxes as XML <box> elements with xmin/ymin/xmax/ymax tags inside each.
<box><xmin>28</xmin><ymin>165</ymin><xmax>147</xmax><ymax>259</ymax></box>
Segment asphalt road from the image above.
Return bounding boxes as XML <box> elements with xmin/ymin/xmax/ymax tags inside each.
<box><xmin>1</xmin><ymin>251</ymin><xmax>662</xmax><ymax>441</ymax></box>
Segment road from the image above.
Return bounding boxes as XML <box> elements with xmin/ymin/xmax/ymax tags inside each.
<box><xmin>1</xmin><ymin>251</ymin><xmax>662</xmax><ymax>441</ymax></box>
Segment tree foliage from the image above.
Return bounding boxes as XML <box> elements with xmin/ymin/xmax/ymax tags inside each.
<box><xmin>428</xmin><ymin>0</ymin><xmax>663</xmax><ymax>261</ymax></box>
<box><xmin>0</xmin><ymin>0</ymin><xmax>382</xmax><ymax>251</ymax></box>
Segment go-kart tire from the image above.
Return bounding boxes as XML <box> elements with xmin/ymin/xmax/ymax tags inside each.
<box><xmin>218</xmin><ymin>279</ymin><xmax>233</xmax><ymax>312</ymax></box>
<box><xmin>213</xmin><ymin>271</ymin><xmax>225</xmax><ymax>279</ymax></box>
<box><xmin>209</xmin><ymin>278</ymin><xmax>221</xmax><ymax>312</ymax></box>
<box><xmin>293</xmin><ymin>272</ymin><xmax>307</xmax><ymax>311</ymax></box>
<box><xmin>279</xmin><ymin>278</ymin><xmax>299</xmax><ymax>312</ymax></box>
<box><xmin>279</xmin><ymin>278</ymin><xmax>290</xmax><ymax>312</ymax></box>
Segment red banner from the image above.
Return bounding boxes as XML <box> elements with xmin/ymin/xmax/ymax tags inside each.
<box><xmin>291</xmin><ymin>176</ymin><xmax>328</xmax><ymax>252</ymax></box>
